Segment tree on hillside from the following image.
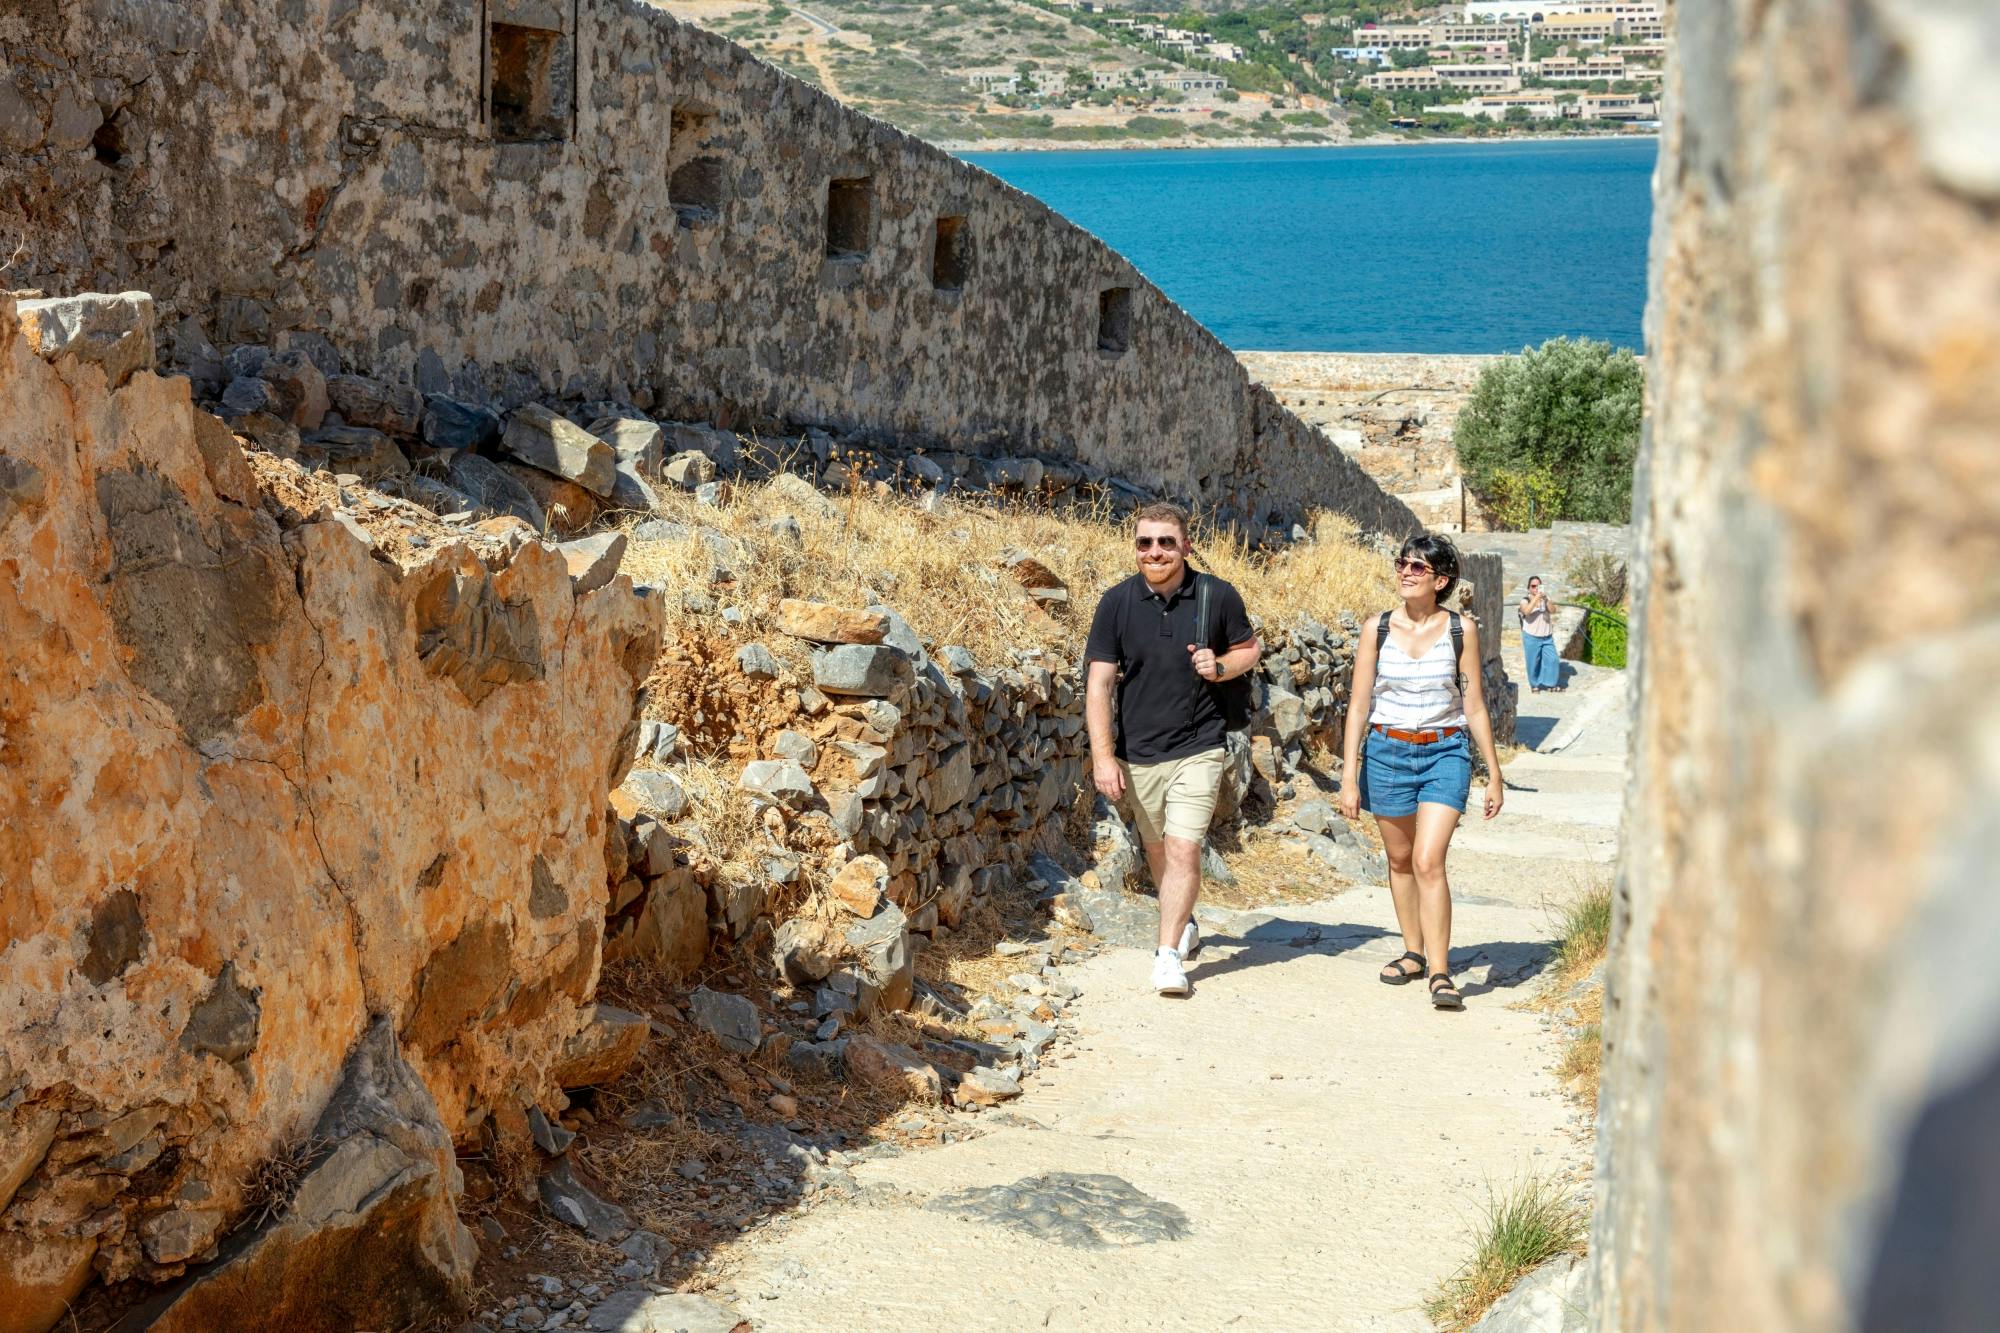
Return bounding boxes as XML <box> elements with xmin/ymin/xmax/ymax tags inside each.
<box><xmin>1455</xmin><ymin>337</ymin><xmax>1644</xmax><ymax>527</ymax></box>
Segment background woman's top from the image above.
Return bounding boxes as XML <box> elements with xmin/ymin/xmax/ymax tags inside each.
<box><xmin>1370</xmin><ymin>625</ymin><xmax>1468</xmax><ymax>729</ymax></box>
<box><xmin>1521</xmin><ymin>596</ymin><xmax>1553</xmax><ymax>638</ymax></box>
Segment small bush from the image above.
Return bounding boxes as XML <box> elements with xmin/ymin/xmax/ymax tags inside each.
<box><xmin>1564</xmin><ymin>549</ymin><xmax>1628</xmax><ymax>608</ymax></box>
<box><xmin>1481</xmin><ymin>463</ymin><xmax>1568</xmax><ymax>531</ymax></box>
<box><xmin>1553</xmin><ymin>880</ymin><xmax>1613</xmax><ymax>981</ymax></box>
<box><xmin>1425</xmin><ymin>1176</ymin><xmax>1589</xmax><ymax>1332</ymax></box>
<box><xmin>1456</xmin><ymin>337</ymin><xmax>1644</xmax><ymax>527</ymax></box>
<box><xmin>1578</xmin><ymin>595</ymin><xmax>1627</xmax><ymax>668</ymax></box>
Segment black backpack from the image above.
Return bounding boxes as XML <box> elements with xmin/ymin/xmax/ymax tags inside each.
<box><xmin>1378</xmin><ymin>610</ymin><xmax>1466</xmax><ymax>691</ymax></box>
<box><xmin>1196</xmin><ymin>572</ymin><xmax>1255</xmax><ymax>732</ymax></box>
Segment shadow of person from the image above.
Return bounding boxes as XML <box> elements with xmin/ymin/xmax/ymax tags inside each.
<box><xmin>1184</xmin><ymin>915</ymin><xmax>1394</xmax><ymax>985</ymax></box>
<box><xmin>1445</xmin><ymin>939</ymin><xmax>1554</xmax><ymax>998</ymax></box>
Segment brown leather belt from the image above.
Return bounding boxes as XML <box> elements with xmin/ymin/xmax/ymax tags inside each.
<box><xmin>1373</xmin><ymin>724</ymin><xmax>1463</xmax><ymax>744</ymax></box>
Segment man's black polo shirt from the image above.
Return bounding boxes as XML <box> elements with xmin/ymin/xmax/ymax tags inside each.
<box><xmin>1085</xmin><ymin>570</ymin><xmax>1253</xmax><ymax>763</ymax></box>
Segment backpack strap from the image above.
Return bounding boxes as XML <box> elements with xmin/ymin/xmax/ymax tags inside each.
<box><xmin>1375</xmin><ymin>610</ymin><xmax>1392</xmax><ymax>653</ymax></box>
<box><xmin>1449</xmin><ymin>611</ymin><xmax>1464</xmax><ymax>662</ymax></box>
<box><xmin>1196</xmin><ymin>571</ymin><xmax>1211</xmax><ymax>650</ymax></box>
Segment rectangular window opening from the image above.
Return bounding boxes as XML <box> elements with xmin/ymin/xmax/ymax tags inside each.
<box><xmin>490</xmin><ymin>22</ymin><xmax>566</xmax><ymax>143</ymax></box>
<box><xmin>932</xmin><ymin>215</ymin><xmax>969</xmax><ymax>290</ymax></box>
<box><xmin>667</xmin><ymin>104</ymin><xmax>724</xmax><ymax>226</ymax></box>
<box><xmin>1097</xmin><ymin>286</ymin><xmax>1133</xmax><ymax>356</ymax></box>
<box><xmin>826</xmin><ymin>176</ymin><xmax>874</xmax><ymax>261</ymax></box>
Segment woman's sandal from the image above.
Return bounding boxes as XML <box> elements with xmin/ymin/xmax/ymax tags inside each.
<box><xmin>1429</xmin><ymin>972</ymin><xmax>1465</xmax><ymax>1010</ymax></box>
<box><xmin>1379</xmin><ymin>950</ymin><xmax>1426</xmax><ymax>985</ymax></box>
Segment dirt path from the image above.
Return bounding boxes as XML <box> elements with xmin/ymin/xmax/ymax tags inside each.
<box><xmin>685</xmin><ymin>671</ymin><xmax>1625</xmax><ymax>1330</ymax></box>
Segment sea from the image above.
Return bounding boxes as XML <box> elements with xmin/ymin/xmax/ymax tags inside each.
<box><xmin>960</xmin><ymin>138</ymin><xmax>1656</xmax><ymax>354</ymax></box>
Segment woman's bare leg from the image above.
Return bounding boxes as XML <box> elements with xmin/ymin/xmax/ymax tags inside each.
<box><xmin>1375</xmin><ymin>813</ymin><xmax>1425</xmax><ymax>977</ymax></box>
<box><xmin>1412</xmin><ymin>802</ymin><xmax>1464</xmax><ymax>977</ymax></box>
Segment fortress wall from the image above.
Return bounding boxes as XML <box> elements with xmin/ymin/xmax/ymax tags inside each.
<box><xmin>0</xmin><ymin>0</ymin><xmax>1415</xmax><ymax>540</ymax></box>
<box><xmin>1593</xmin><ymin>0</ymin><xmax>2000</xmax><ymax>1326</ymax></box>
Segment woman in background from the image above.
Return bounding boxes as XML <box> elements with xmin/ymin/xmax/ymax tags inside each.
<box><xmin>1519</xmin><ymin>575</ymin><xmax>1561</xmax><ymax>693</ymax></box>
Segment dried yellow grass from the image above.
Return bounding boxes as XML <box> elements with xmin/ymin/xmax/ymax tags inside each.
<box><xmin>619</xmin><ymin>467</ymin><xmax>1398</xmax><ymax>670</ymax></box>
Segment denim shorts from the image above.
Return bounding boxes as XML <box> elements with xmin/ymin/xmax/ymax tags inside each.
<box><xmin>1360</xmin><ymin>729</ymin><xmax>1472</xmax><ymax>817</ymax></box>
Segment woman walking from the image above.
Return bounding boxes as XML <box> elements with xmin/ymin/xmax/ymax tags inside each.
<box><xmin>1519</xmin><ymin>575</ymin><xmax>1561</xmax><ymax>693</ymax></box>
<box><xmin>1337</xmin><ymin>535</ymin><xmax>1505</xmax><ymax>1010</ymax></box>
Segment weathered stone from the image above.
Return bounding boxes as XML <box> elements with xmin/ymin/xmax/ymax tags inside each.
<box><xmin>928</xmin><ymin>1172</ymin><xmax>1190</xmax><ymax>1248</ymax></box>
<box><xmin>1467</xmin><ymin>1254</ymin><xmax>1589</xmax><ymax>1333</ymax></box>
<box><xmin>500</xmin><ymin>404</ymin><xmax>617</xmax><ymax>498</ymax></box>
<box><xmin>688</xmin><ymin>987</ymin><xmax>761</xmax><ymax>1055</ymax></box>
<box><xmin>828</xmin><ymin>855</ymin><xmax>889</xmax><ymax>917</ymax></box>
<box><xmin>220</xmin><ymin>373</ymin><xmax>280</xmax><ymax>418</ymax></box>
<box><xmin>498</xmin><ymin>459</ymin><xmax>601</xmax><ymax>534</ymax></box>
<box><xmin>627</xmin><ymin>876</ymin><xmax>708</xmax><ymax>979</ymax></box>
<box><xmin>1264</xmin><ymin>686</ymin><xmax>1310</xmax><ymax>747</ymax></box>
<box><xmin>739</xmin><ymin>759</ymin><xmax>814</xmax><ymax>806</ymax></box>
<box><xmin>1289</xmin><ymin>799</ymin><xmax>1343</xmax><ymax>839</ymax></box>
<box><xmin>736</xmin><ymin>642</ymin><xmax>780</xmax><ymax>679</ymax></box>
<box><xmin>955</xmin><ymin>1065</ymin><xmax>1024</xmax><ymax>1107</ymax></box>
<box><xmin>140</xmin><ymin>1020</ymin><xmax>477</xmax><ymax>1331</ymax></box>
<box><xmin>926</xmin><ymin>743</ymin><xmax>975</xmax><ymax>810</ymax></box>
<box><xmin>620</xmin><ymin>770</ymin><xmax>688</xmax><ymax>821</ymax></box>
<box><xmin>421</xmin><ymin>396</ymin><xmax>502</xmax><ymax>450</ymax></box>
<box><xmin>767</xmin><ymin>471</ymin><xmax>836</xmax><ymax>519</ymax></box>
<box><xmin>139</xmin><ymin>1205</ymin><xmax>230</xmax><ymax>1266</ymax></box>
<box><xmin>771</xmin><ymin>729</ymin><xmax>817</xmax><ymax>768</ymax></box>
<box><xmin>550</xmin><ymin>1005</ymin><xmax>649</xmax><ymax>1089</ymax></box>
<box><xmin>765</xmin><ymin>514</ymin><xmax>803</xmax><ymax>543</ymax></box>
<box><xmin>773</xmin><ymin>918</ymin><xmax>840</xmax><ymax>986</ymax></box>
<box><xmin>811</xmin><ymin>644</ymin><xmax>911</xmax><ymax>697</ymax></box>
<box><xmin>538</xmin><ymin>1156</ymin><xmax>632</xmax><ymax>1242</ymax></box>
<box><xmin>662</xmin><ymin>449</ymin><xmax>716</xmax><ymax>489</ymax></box>
<box><xmin>528</xmin><ymin>1104</ymin><xmax>575</xmax><ymax>1155</ymax></box>
<box><xmin>307</xmin><ymin>425</ymin><xmax>409</xmax><ymax>481</ymax></box>
<box><xmin>178</xmin><ymin>961</ymin><xmax>260</xmax><ymax>1063</ymax></box>
<box><xmin>558</xmin><ymin>532</ymin><xmax>627</xmax><ymax>595</ymax></box>
<box><xmin>609</xmin><ymin>460</ymin><xmax>660</xmax><ymax>512</ymax></box>
<box><xmin>16</xmin><ymin>291</ymin><xmax>155</xmax><ymax>388</ymax></box>
<box><xmin>328</xmin><ymin>374</ymin><xmax>421</xmax><ymax>436</ymax></box>
<box><xmin>588</xmin><ymin>417</ymin><xmax>664</xmax><ymax>476</ymax></box>
<box><xmin>636</xmin><ymin>720</ymin><xmax>680</xmax><ymax>764</ymax></box>
<box><xmin>445</xmin><ymin>450</ymin><xmax>546</xmax><ymax>529</ymax></box>
<box><xmin>257</xmin><ymin>347</ymin><xmax>329</xmax><ymax>429</ymax></box>
<box><xmin>843</xmin><ymin>901</ymin><xmax>914</xmax><ymax>1012</ymax></box>
<box><xmin>841</xmin><ymin>1034</ymin><xmax>941</xmax><ymax>1103</ymax></box>
<box><xmin>775</xmin><ymin>599</ymin><xmax>888</xmax><ymax>645</ymax></box>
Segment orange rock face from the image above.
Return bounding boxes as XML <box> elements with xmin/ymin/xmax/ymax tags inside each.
<box><xmin>0</xmin><ymin>294</ymin><xmax>661</xmax><ymax>1320</ymax></box>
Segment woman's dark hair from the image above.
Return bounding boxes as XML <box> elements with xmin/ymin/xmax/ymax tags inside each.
<box><xmin>1398</xmin><ymin>534</ymin><xmax>1461</xmax><ymax>604</ymax></box>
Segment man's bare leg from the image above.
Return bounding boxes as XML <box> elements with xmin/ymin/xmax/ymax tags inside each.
<box><xmin>1156</xmin><ymin>835</ymin><xmax>1202</xmax><ymax>951</ymax></box>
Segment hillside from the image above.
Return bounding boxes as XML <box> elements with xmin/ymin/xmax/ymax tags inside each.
<box><xmin>656</xmin><ymin>0</ymin><xmax>1360</xmax><ymax>148</ymax></box>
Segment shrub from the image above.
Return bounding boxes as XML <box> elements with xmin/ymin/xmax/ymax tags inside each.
<box><xmin>1481</xmin><ymin>463</ymin><xmax>1568</xmax><ymax>531</ymax></box>
<box><xmin>1425</xmin><ymin>1175</ymin><xmax>1589</xmax><ymax>1331</ymax></box>
<box><xmin>1564</xmin><ymin>549</ymin><xmax>1628</xmax><ymax>608</ymax></box>
<box><xmin>1579</xmin><ymin>595</ymin><xmax>1627</xmax><ymax>667</ymax></box>
<box><xmin>1455</xmin><ymin>336</ymin><xmax>1644</xmax><ymax>526</ymax></box>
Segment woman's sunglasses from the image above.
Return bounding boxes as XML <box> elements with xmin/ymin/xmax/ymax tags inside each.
<box><xmin>1135</xmin><ymin>536</ymin><xmax>1181</xmax><ymax>552</ymax></box>
<box><xmin>1394</xmin><ymin>557</ymin><xmax>1434</xmax><ymax>576</ymax></box>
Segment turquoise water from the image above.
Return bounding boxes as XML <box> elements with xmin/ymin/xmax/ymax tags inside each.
<box><xmin>961</xmin><ymin>139</ymin><xmax>1656</xmax><ymax>353</ymax></box>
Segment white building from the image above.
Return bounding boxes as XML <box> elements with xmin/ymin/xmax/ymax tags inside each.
<box><xmin>1462</xmin><ymin>1</ymin><xmax>1658</xmax><ymax>19</ymax></box>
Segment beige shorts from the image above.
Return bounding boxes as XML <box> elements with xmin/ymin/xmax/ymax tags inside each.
<box><xmin>1120</xmin><ymin>747</ymin><xmax>1227</xmax><ymax>845</ymax></box>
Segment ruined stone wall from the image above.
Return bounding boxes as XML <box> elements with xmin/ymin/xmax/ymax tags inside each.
<box><xmin>1592</xmin><ymin>0</ymin><xmax>2000</xmax><ymax>1327</ymax></box>
<box><xmin>0</xmin><ymin>293</ymin><xmax>661</xmax><ymax>1328</ymax></box>
<box><xmin>0</xmin><ymin>0</ymin><xmax>1416</xmax><ymax>541</ymax></box>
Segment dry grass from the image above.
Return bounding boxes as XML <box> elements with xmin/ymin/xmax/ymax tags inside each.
<box><xmin>620</xmin><ymin>467</ymin><xmax>1398</xmax><ymax>671</ymax></box>
<box><xmin>1424</xmin><ymin>1175</ymin><xmax>1590</xmax><ymax>1332</ymax></box>
<box><xmin>1530</xmin><ymin>874</ymin><xmax>1613</xmax><ymax>1108</ymax></box>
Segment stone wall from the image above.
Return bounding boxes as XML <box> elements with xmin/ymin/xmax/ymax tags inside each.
<box><xmin>0</xmin><ymin>293</ymin><xmax>661</xmax><ymax>1330</ymax></box>
<box><xmin>1236</xmin><ymin>351</ymin><xmax>1496</xmax><ymax>532</ymax></box>
<box><xmin>0</xmin><ymin>0</ymin><xmax>1415</xmax><ymax>541</ymax></box>
<box><xmin>1592</xmin><ymin>0</ymin><xmax>2000</xmax><ymax>1327</ymax></box>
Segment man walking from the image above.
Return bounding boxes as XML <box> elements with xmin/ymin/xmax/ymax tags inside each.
<box><xmin>1085</xmin><ymin>502</ymin><xmax>1262</xmax><ymax>996</ymax></box>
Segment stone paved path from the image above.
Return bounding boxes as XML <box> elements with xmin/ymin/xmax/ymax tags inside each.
<box><xmin>688</xmin><ymin>666</ymin><xmax>1627</xmax><ymax>1331</ymax></box>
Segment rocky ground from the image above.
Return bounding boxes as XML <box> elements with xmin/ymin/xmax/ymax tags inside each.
<box><xmin>450</xmin><ymin>660</ymin><xmax>1627</xmax><ymax>1332</ymax></box>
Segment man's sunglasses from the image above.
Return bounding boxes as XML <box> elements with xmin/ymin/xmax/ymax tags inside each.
<box><xmin>1394</xmin><ymin>557</ymin><xmax>1434</xmax><ymax>575</ymax></box>
<box><xmin>1135</xmin><ymin>536</ymin><xmax>1181</xmax><ymax>552</ymax></box>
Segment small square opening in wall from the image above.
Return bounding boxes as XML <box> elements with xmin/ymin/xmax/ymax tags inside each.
<box><xmin>932</xmin><ymin>216</ymin><xmax>969</xmax><ymax>290</ymax></box>
<box><xmin>490</xmin><ymin>22</ymin><xmax>565</xmax><ymax>143</ymax></box>
<box><xmin>826</xmin><ymin>177</ymin><xmax>874</xmax><ymax>260</ymax></box>
<box><xmin>1098</xmin><ymin>286</ymin><xmax>1133</xmax><ymax>355</ymax></box>
<box><xmin>670</xmin><ymin>158</ymin><xmax>725</xmax><ymax>225</ymax></box>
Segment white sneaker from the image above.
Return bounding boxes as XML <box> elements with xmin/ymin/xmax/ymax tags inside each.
<box><xmin>1177</xmin><ymin>919</ymin><xmax>1202</xmax><ymax>962</ymax></box>
<box><xmin>1151</xmin><ymin>948</ymin><xmax>1191</xmax><ymax>997</ymax></box>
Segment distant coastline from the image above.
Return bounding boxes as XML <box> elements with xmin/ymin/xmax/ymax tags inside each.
<box><xmin>949</xmin><ymin>130</ymin><xmax>1660</xmax><ymax>155</ymax></box>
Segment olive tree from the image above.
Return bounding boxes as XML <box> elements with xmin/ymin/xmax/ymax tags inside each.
<box><xmin>1455</xmin><ymin>336</ymin><xmax>1644</xmax><ymax>527</ymax></box>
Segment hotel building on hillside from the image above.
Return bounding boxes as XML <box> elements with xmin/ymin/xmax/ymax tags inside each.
<box><xmin>1348</xmin><ymin>24</ymin><xmax>1438</xmax><ymax>48</ymax></box>
<box><xmin>1434</xmin><ymin>63</ymin><xmax>1523</xmax><ymax>92</ymax></box>
<box><xmin>1461</xmin><ymin>0</ymin><xmax>1659</xmax><ymax>18</ymax></box>
<box><xmin>1362</xmin><ymin>68</ymin><xmax>1445</xmax><ymax>92</ymax></box>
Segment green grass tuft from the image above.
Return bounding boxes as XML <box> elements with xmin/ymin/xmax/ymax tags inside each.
<box><xmin>1552</xmin><ymin>881</ymin><xmax>1613</xmax><ymax>980</ymax></box>
<box><xmin>1424</xmin><ymin>1175</ymin><xmax>1589</xmax><ymax>1331</ymax></box>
